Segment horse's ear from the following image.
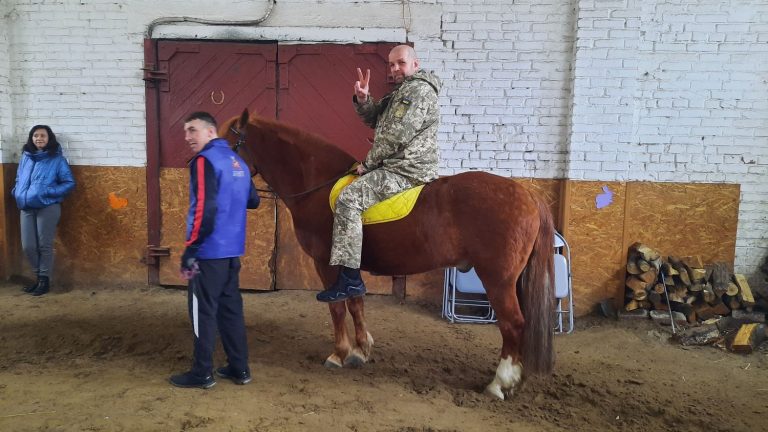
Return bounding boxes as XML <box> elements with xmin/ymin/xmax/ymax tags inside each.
<box><xmin>238</xmin><ymin>109</ymin><xmax>249</xmax><ymax>129</ymax></box>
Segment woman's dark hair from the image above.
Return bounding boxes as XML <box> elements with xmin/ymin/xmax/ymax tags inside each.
<box><xmin>23</xmin><ymin>125</ymin><xmax>60</xmax><ymax>156</ymax></box>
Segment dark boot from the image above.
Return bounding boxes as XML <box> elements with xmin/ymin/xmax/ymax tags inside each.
<box><xmin>23</xmin><ymin>276</ymin><xmax>40</xmax><ymax>293</ymax></box>
<box><xmin>31</xmin><ymin>276</ymin><xmax>50</xmax><ymax>297</ymax></box>
<box><xmin>316</xmin><ymin>267</ymin><xmax>367</xmax><ymax>303</ymax></box>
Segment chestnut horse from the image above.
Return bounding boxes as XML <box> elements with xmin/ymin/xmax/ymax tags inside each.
<box><xmin>222</xmin><ymin>109</ymin><xmax>555</xmax><ymax>399</ymax></box>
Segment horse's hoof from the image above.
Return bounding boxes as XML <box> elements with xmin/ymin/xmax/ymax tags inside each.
<box><xmin>484</xmin><ymin>383</ymin><xmax>506</xmax><ymax>400</ymax></box>
<box><xmin>343</xmin><ymin>350</ymin><xmax>366</xmax><ymax>368</ymax></box>
<box><xmin>324</xmin><ymin>354</ymin><xmax>343</xmax><ymax>369</ymax></box>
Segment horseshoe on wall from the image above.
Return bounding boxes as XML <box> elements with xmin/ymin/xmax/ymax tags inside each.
<box><xmin>211</xmin><ymin>90</ymin><xmax>225</xmax><ymax>105</ymax></box>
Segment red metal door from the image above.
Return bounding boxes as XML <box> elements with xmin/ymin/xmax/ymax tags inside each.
<box><xmin>277</xmin><ymin>43</ymin><xmax>397</xmax><ymax>160</ymax></box>
<box><xmin>146</xmin><ymin>41</ymin><xmax>397</xmax><ymax>291</ymax></box>
<box><xmin>147</xmin><ymin>40</ymin><xmax>277</xmax><ymax>289</ymax></box>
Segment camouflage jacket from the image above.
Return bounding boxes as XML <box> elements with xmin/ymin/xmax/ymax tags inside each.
<box><xmin>354</xmin><ymin>69</ymin><xmax>441</xmax><ymax>184</ymax></box>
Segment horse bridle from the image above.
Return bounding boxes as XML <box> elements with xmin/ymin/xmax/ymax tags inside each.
<box><xmin>228</xmin><ymin>123</ymin><xmax>356</xmax><ymax>200</ymax></box>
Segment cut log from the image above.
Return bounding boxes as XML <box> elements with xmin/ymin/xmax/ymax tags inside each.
<box><xmin>650</xmin><ymin>310</ymin><xmax>687</xmax><ymax>327</ymax></box>
<box><xmin>680</xmin><ymin>255</ymin><xmax>704</xmax><ymax>269</ymax></box>
<box><xmin>733</xmin><ymin>274</ymin><xmax>755</xmax><ymax>307</ymax></box>
<box><xmin>661</xmin><ymin>262</ymin><xmax>679</xmax><ymax>277</ymax></box>
<box><xmin>637</xmin><ymin>259</ymin><xmax>651</xmax><ymax>273</ymax></box>
<box><xmin>633</xmin><ymin>289</ymin><xmax>648</xmax><ymax>301</ymax></box>
<box><xmin>637</xmin><ymin>268</ymin><xmax>658</xmax><ymax>285</ymax></box>
<box><xmin>693</xmin><ymin>299</ymin><xmax>730</xmax><ymax>321</ymax></box>
<box><xmin>731</xmin><ymin>309</ymin><xmax>766</xmax><ymax>324</ymax></box>
<box><xmin>702</xmin><ymin>284</ymin><xmax>717</xmax><ymax>304</ymax></box>
<box><xmin>625</xmin><ymin>300</ymin><xmax>641</xmax><ymax>311</ymax></box>
<box><xmin>648</xmin><ymin>291</ymin><xmax>666</xmax><ymax>310</ymax></box>
<box><xmin>653</xmin><ymin>283</ymin><xmax>666</xmax><ymax>294</ymax></box>
<box><xmin>710</xmin><ymin>262</ymin><xmax>729</xmax><ymax>296</ymax></box>
<box><xmin>669</xmin><ymin>301</ymin><xmax>696</xmax><ymax>323</ymax></box>
<box><xmin>678</xmin><ymin>324</ymin><xmax>721</xmax><ymax>346</ymax></box>
<box><xmin>730</xmin><ymin>323</ymin><xmax>766</xmax><ymax>354</ymax></box>
<box><xmin>626</xmin><ymin>259</ymin><xmax>642</xmax><ymax>275</ymax></box>
<box><xmin>625</xmin><ymin>277</ymin><xmax>648</xmax><ymax>292</ymax></box>
<box><xmin>690</xmin><ymin>268</ymin><xmax>708</xmax><ymax>283</ymax></box>
<box><xmin>723</xmin><ymin>295</ymin><xmax>741</xmax><ymax>311</ymax></box>
<box><xmin>689</xmin><ymin>282</ymin><xmax>704</xmax><ymax>293</ymax></box>
<box><xmin>668</xmin><ymin>256</ymin><xmax>692</xmax><ymax>287</ymax></box>
<box><xmin>725</xmin><ymin>282</ymin><xmax>739</xmax><ymax>297</ymax></box>
<box><xmin>631</xmin><ymin>242</ymin><xmax>661</xmax><ymax>262</ymax></box>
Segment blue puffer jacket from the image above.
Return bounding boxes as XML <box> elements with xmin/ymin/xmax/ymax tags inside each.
<box><xmin>12</xmin><ymin>147</ymin><xmax>76</xmax><ymax>210</ymax></box>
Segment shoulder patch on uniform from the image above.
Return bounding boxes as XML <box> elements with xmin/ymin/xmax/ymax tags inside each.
<box><xmin>393</xmin><ymin>97</ymin><xmax>412</xmax><ymax>118</ymax></box>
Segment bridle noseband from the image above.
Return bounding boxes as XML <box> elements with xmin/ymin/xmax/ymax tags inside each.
<box><xmin>229</xmin><ymin>125</ymin><xmax>247</xmax><ymax>154</ymax></box>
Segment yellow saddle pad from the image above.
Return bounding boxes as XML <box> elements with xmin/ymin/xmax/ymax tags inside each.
<box><xmin>329</xmin><ymin>175</ymin><xmax>425</xmax><ymax>225</ymax></box>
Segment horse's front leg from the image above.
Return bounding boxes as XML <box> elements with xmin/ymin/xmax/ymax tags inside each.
<box><xmin>325</xmin><ymin>302</ymin><xmax>352</xmax><ymax>368</ymax></box>
<box><xmin>344</xmin><ymin>296</ymin><xmax>374</xmax><ymax>367</ymax></box>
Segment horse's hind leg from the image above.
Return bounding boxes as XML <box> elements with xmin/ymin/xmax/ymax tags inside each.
<box><xmin>482</xmin><ymin>271</ymin><xmax>525</xmax><ymax>400</ymax></box>
<box><xmin>344</xmin><ymin>296</ymin><xmax>374</xmax><ymax>368</ymax></box>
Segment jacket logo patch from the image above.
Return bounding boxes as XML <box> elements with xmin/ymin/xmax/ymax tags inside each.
<box><xmin>231</xmin><ymin>157</ymin><xmax>245</xmax><ymax>177</ymax></box>
<box><xmin>393</xmin><ymin>97</ymin><xmax>411</xmax><ymax>118</ymax></box>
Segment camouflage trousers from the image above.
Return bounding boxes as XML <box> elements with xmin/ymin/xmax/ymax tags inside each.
<box><xmin>329</xmin><ymin>169</ymin><xmax>416</xmax><ymax>268</ymax></box>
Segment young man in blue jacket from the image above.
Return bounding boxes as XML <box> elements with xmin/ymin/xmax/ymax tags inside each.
<box><xmin>169</xmin><ymin>112</ymin><xmax>260</xmax><ymax>389</ymax></box>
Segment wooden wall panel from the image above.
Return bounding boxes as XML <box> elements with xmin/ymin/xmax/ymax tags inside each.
<box><xmin>275</xmin><ymin>201</ymin><xmax>393</xmax><ymax>294</ymax></box>
<box><xmin>564</xmin><ymin>181</ymin><xmax>628</xmax><ymax>316</ymax></box>
<box><xmin>158</xmin><ymin>169</ymin><xmax>276</xmax><ymax>290</ymax></box>
<box><xmin>54</xmin><ymin>166</ymin><xmax>148</xmax><ymax>287</ymax></box>
<box><xmin>515</xmin><ymin>178</ymin><xmax>563</xmax><ymax>230</ymax></box>
<box><xmin>0</xmin><ymin>164</ymin><xmax>22</xmax><ymax>280</ymax></box>
<box><xmin>624</xmin><ymin>182</ymin><xmax>739</xmax><ymax>269</ymax></box>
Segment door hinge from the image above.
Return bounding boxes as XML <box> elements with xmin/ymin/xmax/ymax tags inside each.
<box><xmin>142</xmin><ymin>63</ymin><xmax>169</xmax><ymax>90</ymax></box>
<box><xmin>144</xmin><ymin>245</ymin><xmax>171</xmax><ymax>266</ymax></box>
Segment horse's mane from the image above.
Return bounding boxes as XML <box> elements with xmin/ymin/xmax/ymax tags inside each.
<box><xmin>248</xmin><ymin>114</ymin><xmax>356</xmax><ymax>166</ymax></box>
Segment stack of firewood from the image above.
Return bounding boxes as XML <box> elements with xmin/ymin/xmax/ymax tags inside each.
<box><xmin>624</xmin><ymin>242</ymin><xmax>764</xmax><ymax>323</ymax></box>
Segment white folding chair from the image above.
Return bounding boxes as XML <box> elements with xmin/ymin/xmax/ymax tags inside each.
<box><xmin>554</xmin><ymin>232</ymin><xmax>574</xmax><ymax>334</ymax></box>
<box><xmin>442</xmin><ymin>267</ymin><xmax>497</xmax><ymax>324</ymax></box>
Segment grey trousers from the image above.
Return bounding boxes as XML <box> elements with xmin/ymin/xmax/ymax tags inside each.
<box><xmin>20</xmin><ymin>203</ymin><xmax>61</xmax><ymax>278</ymax></box>
<box><xmin>329</xmin><ymin>170</ymin><xmax>415</xmax><ymax>268</ymax></box>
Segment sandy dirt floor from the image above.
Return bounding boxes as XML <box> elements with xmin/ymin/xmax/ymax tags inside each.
<box><xmin>0</xmin><ymin>282</ymin><xmax>767</xmax><ymax>432</ymax></box>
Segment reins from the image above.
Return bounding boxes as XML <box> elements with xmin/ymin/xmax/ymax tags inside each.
<box><xmin>228</xmin><ymin>124</ymin><xmax>357</xmax><ymax>200</ymax></box>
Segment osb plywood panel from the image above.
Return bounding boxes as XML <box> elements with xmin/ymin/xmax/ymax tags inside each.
<box><xmin>625</xmin><ymin>182</ymin><xmax>739</xmax><ymax>269</ymax></box>
<box><xmin>565</xmin><ymin>181</ymin><xmax>627</xmax><ymax>316</ymax></box>
<box><xmin>514</xmin><ymin>178</ymin><xmax>563</xmax><ymax>229</ymax></box>
<box><xmin>275</xmin><ymin>201</ymin><xmax>393</xmax><ymax>294</ymax></box>
<box><xmin>0</xmin><ymin>164</ymin><xmax>22</xmax><ymax>279</ymax></box>
<box><xmin>158</xmin><ymin>169</ymin><xmax>276</xmax><ymax>290</ymax></box>
<box><xmin>53</xmin><ymin>166</ymin><xmax>148</xmax><ymax>287</ymax></box>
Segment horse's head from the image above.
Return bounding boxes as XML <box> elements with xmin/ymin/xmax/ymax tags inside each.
<box><xmin>221</xmin><ymin>109</ymin><xmax>260</xmax><ymax>176</ymax></box>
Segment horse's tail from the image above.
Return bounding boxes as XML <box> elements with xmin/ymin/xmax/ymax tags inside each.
<box><xmin>519</xmin><ymin>193</ymin><xmax>555</xmax><ymax>375</ymax></box>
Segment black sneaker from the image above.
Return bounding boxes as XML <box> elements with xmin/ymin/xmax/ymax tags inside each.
<box><xmin>215</xmin><ymin>366</ymin><xmax>252</xmax><ymax>385</ymax></box>
<box><xmin>169</xmin><ymin>371</ymin><xmax>216</xmax><ymax>389</ymax></box>
<box><xmin>316</xmin><ymin>273</ymin><xmax>367</xmax><ymax>303</ymax></box>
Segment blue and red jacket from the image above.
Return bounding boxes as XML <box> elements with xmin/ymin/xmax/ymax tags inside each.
<box><xmin>185</xmin><ymin>138</ymin><xmax>259</xmax><ymax>259</ymax></box>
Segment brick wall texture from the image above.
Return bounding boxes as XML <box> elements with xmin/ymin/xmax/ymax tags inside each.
<box><xmin>1</xmin><ymin>0</ymin><xmax>766</xmax><ymax>286</ymax></box>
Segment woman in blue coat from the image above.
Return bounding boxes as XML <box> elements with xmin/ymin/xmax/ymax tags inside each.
<box><xmin>11</xmin><ymin>125</ymin><xmax>75</xmax><ymax>296</ymax></box>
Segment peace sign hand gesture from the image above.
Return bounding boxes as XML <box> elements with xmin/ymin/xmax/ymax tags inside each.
<box><xmin>354</xmin><ymin>68</ymin><xmax>370</xmax><ymax>103</ymax></box>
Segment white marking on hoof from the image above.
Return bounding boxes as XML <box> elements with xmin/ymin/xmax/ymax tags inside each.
<box><xmin>485</xmin><ymin>357</ymin><xmax>522</xmax><ymax>400</ymax></box>
<box><xmin>324</xmin><ymin>354</ymin><xmax>343</xmax><ymax>369</ymax></box>
<box><xmin>343</xmin><ymin>349</ymin><xmax>366</xmax><ymax>368</ymax></box>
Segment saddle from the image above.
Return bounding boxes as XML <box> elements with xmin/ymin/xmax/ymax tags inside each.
<box><xmin>329</xmin><ymin>175</ymin><xmax>425</xmax><ymax>225</ymax></box>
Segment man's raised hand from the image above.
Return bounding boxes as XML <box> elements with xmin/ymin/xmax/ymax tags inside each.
<box><xmin>354</xmin><ymin>67</ymin><xmax>371</xmax><ymax>102</ymax></box>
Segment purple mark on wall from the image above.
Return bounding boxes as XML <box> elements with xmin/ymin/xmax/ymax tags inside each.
<box><xmin>595</xmin><ymin>185</ymin><xmax>613</xmax><ymax>209</ymax></box>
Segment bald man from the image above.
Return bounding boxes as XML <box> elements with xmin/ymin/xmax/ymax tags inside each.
<box><xmin>318</xmin><ymin>45</ymin><xmax>442</xmax><ymax>302</ymax></box>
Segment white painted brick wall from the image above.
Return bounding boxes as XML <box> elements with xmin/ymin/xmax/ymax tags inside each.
<box><xmin>0</xmin><ymin>4</ymin><xmax>12</xmax><ymax>151</ymax></box>
<box><xmin>572</xmin><ymin>0</ymin><xmax>768</xmax><ymax>286</ymax></box>
<box><xmin>1</xmin><ymin>0</ymin><xmax>766</xmax><ymax>288</ymax></box>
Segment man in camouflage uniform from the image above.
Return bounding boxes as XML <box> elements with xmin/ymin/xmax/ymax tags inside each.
<box><xmin>317</xmin><ymin>45</ymin><xmax>441</xmax><ymax>303</ymax></box>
